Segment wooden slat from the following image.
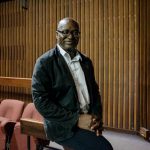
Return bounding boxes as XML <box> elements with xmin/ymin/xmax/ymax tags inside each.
<box><xmin>123</xmin><ymin>0</ymin><xmax>129</xmax><ymax>129</ymax></box>
<box><xmin>113</xmin><ymin>0</ymin><xmax>119</xmax><ymax>128</ymax></box>
<box><xmin>94</xmin><ymin>0</ymin><xmax>99</xmax><ymax>82</ymax></box>
<box><xmin>0</xmin><ymin>0</ymin><xmax>149</xmax><ymax>131</ymax></box>
<box><xmin>146</xmin><ymin>0</ymin><xmax>150</xmax><ymax>129</ymax></box>
<box><xmin>103</xmin><ymin>0</ymin><xmax>109</xmax><ymax>126</ymax></box>
<box><xmin>20</xmin><ymin>118</ymin><xmax>46</xmax><ymax>139</ymax></box>
<box><xmin>32</xmin><ymin>0</ymin><xmax>36</xmax><ymax>69</ymax></box>
<box><xmin>76</xmin><ymin>0</ymin><xmax>81</xmax><ymax>49</ymax></box>
<box><xmin>108</xmin><ymin>0</ymin><xmax>114</xmax><ymax>127</ymax></box>
<box><xmin>72</xmin><ymin>0</ymin><xmax>77</xmax><ymax>19</ymax></box>
<box><xmin>80</xmin><ymin>0</ymin><xmax>85</xmax><ymax>54</ymax></box>
<box><xmin>118</xmin><ymin>0</ymin><xmax>124</xmax><ymax>129</ymax></box>
<box><xmin>98</xmin><ymin>0</ymin><xmax>104</xmax><ymax>116</ymax></box>
<box><xmin>35</xmin><ymin>0</ymin><xmax>38</xmax><ymax>60</ymax></box>
<box><xmin>25</xmin><ymin>0</ymin><xmax>29</xmax><ymax>77</ymax></box>
<box><xmin>134</xmin><ymin>0</ymin><xmax>140</xmax><ymax>131</ymax></box>
<box><xmin>140</xmin><ymin>0</ymin><xmax>146</xmax><ymax>128</ymax></box>
<box><xmin>84</xmin><ymin>0</ymin><xmax>90</xmax><ymax>56</ymax></box>
<box><xmin>49</xmin><ymin>0</ymin><xmax>53</xmax><ymax>49</ymax></box>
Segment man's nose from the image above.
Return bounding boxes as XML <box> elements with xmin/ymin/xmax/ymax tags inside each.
<box><xmin>67</xmin><ymin>33</ymin><xmax>74</xmax><ymax>38</ymax></box>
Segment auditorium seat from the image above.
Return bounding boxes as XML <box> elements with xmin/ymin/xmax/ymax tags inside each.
<box><xmin>10</xmin><ymin>103</ymin><xmax>45</xmax><ymax>150</ymax></box>
<box><xmin>0</xmin><ymin>99</ymin><xmax>24</xmax><ymax>150</ymax></box>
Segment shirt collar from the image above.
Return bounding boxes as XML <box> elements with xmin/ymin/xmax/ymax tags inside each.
<box><xmin>57</xmin><ymin>44</ymin><xmax>82</xmax><ymax>61</ymax></box>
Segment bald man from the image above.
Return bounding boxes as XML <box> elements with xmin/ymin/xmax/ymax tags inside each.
<box><xmin>32</xmin><ymin>18</ymin><xmax>113</xmax><ymax>150</ymax></box>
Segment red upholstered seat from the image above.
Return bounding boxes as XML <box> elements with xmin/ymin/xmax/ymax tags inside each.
<box><xmin>0</xmin><ymin>99</ymin><xmax>24</xmax><ymax>150</ymax></box>
<box><xmin>11</xmin><ymin>103</ymin><xmax>44</xmax><ymax>150</ymax></box>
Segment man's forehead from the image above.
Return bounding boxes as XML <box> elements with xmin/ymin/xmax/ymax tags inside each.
<box><xmin>57</xmin><ymin>18</ymin><xmax>79</xmax><ymax>30</ymax></box>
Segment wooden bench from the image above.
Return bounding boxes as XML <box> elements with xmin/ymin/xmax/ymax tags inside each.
<box><xmin>20</xmin><ymin>118</ymin><xmax>46</xmax><ymax>140</ymax></box>
<box><xmin>0</xmin><ymin>76</ymin><xmax>32</xmax><ymax>102</ymax></box>
<box><xmin>0</xmin><ymin>77</ymin><xmax>31</xmax><ymax>88</ymax></box>
<box><xmin>20</xmin><ymin>118</ymin><xmax>50</xmax><ymax>150</ymax></box>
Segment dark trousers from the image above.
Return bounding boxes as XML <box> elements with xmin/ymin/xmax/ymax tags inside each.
<box><xmin>57</xmin><ymin>128</ymin><xmax>113</xmax><ymax>150</ymax></box>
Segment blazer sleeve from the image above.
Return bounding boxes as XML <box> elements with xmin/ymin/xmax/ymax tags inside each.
<box><xmin>32</xmin><ymin>57</ymin><xmax>78</xmax><ymax>123</ymax></box>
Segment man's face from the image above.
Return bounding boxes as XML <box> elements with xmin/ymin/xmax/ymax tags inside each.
<box><xmin>56</xmin><ymin>20</ymin><xmax>80</xmax><ymax>51</ymax></box>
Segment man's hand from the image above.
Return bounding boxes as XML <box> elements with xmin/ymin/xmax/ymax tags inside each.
<box><xmin>78</xmin><ymin>114</ymin><xmax>92</xmax><ymax>130</ymax></box>
<box><xmin>90</xmin><ymin>115</ymin><xmax>103</xmax><ymax>136</ymax></box>
<box><xmin>78</xmin><ymin>114</ymin><xmax>103</xmax><ymax>136</ymax></box>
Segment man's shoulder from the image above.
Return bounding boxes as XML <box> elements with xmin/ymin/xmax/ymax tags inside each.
<box><xmin>79</xmin><ymin>51</ymin><xmax>92</xmax><ymax>62</ymax></box>
<box><xmin>37</xmin><ymin>47</ymin><xmax>56</xmax><ymax>63</ymax></box>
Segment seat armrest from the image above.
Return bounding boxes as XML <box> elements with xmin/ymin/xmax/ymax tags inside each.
<box><xmin>20</xmin><ymin>118</ymin><xmax>47</xmax><ymax>139</ymax></box>
<box><xmin>4</xmin><ymin>121</ymin><xmax>16</xmax><ymax>135</ymax></box>
<box><xmin>0</xmin><ymin>117</ymin><xmax>16</xmax><ymax>134</ymax></box>
<box><xmin>0</xmin><ymin>117</ymin><xmax>10</xmax><ymax>127</ymax></box>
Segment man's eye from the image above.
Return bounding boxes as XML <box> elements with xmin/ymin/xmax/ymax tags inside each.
<box><xmin>73</xmin><ymin>31</ymin><xmax>79</xmax><ymax>35</ymax></box>
<box><xmin>62</xmin><ymin>30</ymin><xmax>69</xmax><ymax>34</ymax></box>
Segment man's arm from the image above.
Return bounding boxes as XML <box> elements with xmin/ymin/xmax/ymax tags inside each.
<box><xmin>32</xmin><ymin>58</ymin><xmax>78</xmax><ymax>123</ymax></box>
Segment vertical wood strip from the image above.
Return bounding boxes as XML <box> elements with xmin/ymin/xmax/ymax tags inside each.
<box><xmin>134</xmin><ymin>0</ymin><xmax>140</xmax><ymax>130</ymax></box>
<box><xmin>98</xmin><ymin>0</ymin><xmax>104</xmax><ymax>125</ymax></box>
<box><xmin>0</xmin><ymin>0</ymin><xmax>149</xmax><ymax>130</ymax></box>
<box><xmin>123</xmin><ymin>0</ymin><xmax>129</xmax><ymax>129</ymax></box>
<box><xmin>72</xmin><ymin>0</ymin><xmax>77</xmax><ymax>19</ymax></box>
<box><xmin>108</xmin><ymin>0</ymin><xmax>114</xmax><ymax>127</ymax></box>
<box><xmin>103</xmin><ymin>0</ymin><xmax>109</xmax><ymax>126</ymax></box>
<box><xmin>118</xmin><ymin>0</ymin><xmax>124</xmax><ymax>128</ymax></box>
<box><xmin>94</xmin><ymin>0</ymin><xmax>99</xmax><ymax>82</ymax></box>
<box><xmin>113</xmin><ymin>0</ymin><xmax>119</xmax><ymax>128</ymax></box>
<box><xmin>146</xmin><ymin>0</ymin><xmax>150</xmax><ymax>129</ymax></box>
<box><xmin>129</xmin><ymin>0</ymin><xmax>135</xmax><ymax>130</ymax></box>
<box><xmin>80</xmin><ymin>0</ymin><xmax>85</xmax><ymax>54</ymax></box>
<box><xmin>84</xmin><ymin>0</ymin><xmax>90</xmax><ymax>56</ymax></box>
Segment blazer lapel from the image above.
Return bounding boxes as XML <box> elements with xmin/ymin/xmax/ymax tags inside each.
<box><xmin>80</xmin><ymin>60</ymin><xmax>92</xmax><ymax>99</ymax></box>
<box><xmin>56</xmin><ymin>51</ymin><xmax>74</xmax><ymax>82</ymax></box>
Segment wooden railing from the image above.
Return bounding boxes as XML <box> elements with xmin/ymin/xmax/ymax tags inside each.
<box><xmin>0</xmin><ymin>77</ymin><xmax>32</xmax><ymax>102</ymax></box>
<box><xmin>0</xmin><ymin>77</ymin><xmax>31</xmax><ymax>88</ymax></box>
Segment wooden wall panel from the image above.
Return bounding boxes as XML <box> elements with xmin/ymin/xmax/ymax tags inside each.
<box><xmin>147</xmin><ymin>0</ymin><xmax>150</xmax><ymax>129</ymax></box>
<box><xmin>140</xmin><ymin>0</ymin><xmax>150</xmax><ymax>130</ymax></box>
<box><xmin>134</xmin><ymin>0</ymin><xmax>140</xmax><ymax>131</ymax></box>
<box><xmin>0</xmin><ymin>0</ymin><xmax>149</xmax><ymax>131</ymax></box>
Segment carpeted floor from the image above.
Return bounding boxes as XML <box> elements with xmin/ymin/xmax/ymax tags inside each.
<box><xmin>103</xmin><ymin>130</ymin><xmax>150</xmax><ymax>150</ymax></box>
<box><xmin>45</xmin><ymin>130</ymin><xmax>150</xmax><ymax>150</ymax></box>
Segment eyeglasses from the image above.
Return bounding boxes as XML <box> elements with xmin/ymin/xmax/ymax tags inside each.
<box><xmin>57</xmin><ymin>30</ymin><xmax>80</xmax><ymax>37</ymax></box>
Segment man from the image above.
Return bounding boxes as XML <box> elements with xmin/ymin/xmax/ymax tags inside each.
<box><xmin>32</xmin><ymin>18</ymin><xmax>113</xmax><ymax>150</ymax></box>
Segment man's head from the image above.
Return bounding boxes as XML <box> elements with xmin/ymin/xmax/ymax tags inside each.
<box><xmin>56</xmin><ymin>18</ymin><xmax>80</xmax><ymax>51</ymax></box>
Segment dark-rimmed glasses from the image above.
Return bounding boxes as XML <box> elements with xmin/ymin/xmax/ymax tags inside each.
<box><xmin>56</xmin><ymin>30</ymin><xmax>80</xmax><ymax>37</ymax></box>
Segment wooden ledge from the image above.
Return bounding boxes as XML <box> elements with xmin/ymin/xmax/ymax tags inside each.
<box><xmin>20</xmin><ymin>114</ymin><xmax>93</xmax><ymax>141</ymax></box>
<box><xmin>0</xmin><ymin>77</ymin><xmax>31</xmax><ymax>88</ymax></box>
<box><xmin>20</xmin><ymin>118</ymin><xmax>46</xmax><ymax>139</ymax></box>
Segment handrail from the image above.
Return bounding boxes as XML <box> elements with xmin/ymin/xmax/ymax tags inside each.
<box><xmin>0</xmin><ymin>77</ymin><xmax>31</xmax><ymax>88</ymax></box>
<box><xmin>20</xmin><ymin>118</ymin><xmax>46</xmax><ymax>139</ymax></box>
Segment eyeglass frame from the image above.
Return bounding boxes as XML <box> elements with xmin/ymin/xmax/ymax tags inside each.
<box><xmin>56</xmin><ymin>29</ymin><xmax>80</xmax><ymax>37</ymax></box>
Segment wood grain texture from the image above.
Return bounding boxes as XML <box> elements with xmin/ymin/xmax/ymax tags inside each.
<box><xmin>0</xmin><ymin>0</ymin><xmax>149</xmax><ymax>131</ymax></box>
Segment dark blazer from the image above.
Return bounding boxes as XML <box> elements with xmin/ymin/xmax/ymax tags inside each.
<box><xmin>32</xmin><ymin>46</ymin><xmax>102</xmax><ymax>142</ymax></box>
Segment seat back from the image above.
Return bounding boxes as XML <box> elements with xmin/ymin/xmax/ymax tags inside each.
<box><xmin>0</xmin><ymin>99</ymin><xmax>24</xmax><ymax>121</ymax></box>
<box><xmin>22</xmin><ymin>103</ymin><xmax>43</xmax><ymax>121</ymax></box>
<box><xmin>9</xmin><ymin>103</ymin><xmax>44</xmax><ymax>150</ymax></box>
